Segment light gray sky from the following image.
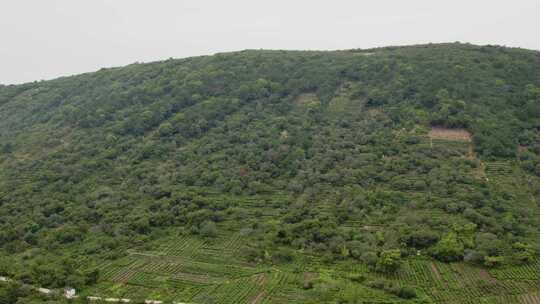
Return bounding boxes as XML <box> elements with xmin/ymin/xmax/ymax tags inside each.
<box><xmin>1</xmin><ymin>0</ymin><xmax>539</xmax><ymax>84</ymax></box>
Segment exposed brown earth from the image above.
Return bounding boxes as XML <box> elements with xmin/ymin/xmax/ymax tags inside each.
<box><xmin>249</xmin><ymin>291</ymin><xmax>267</xmax><ymax>304</ymax></box>
<box><xmin>478</xmin><ymin>269</ymin><xmax>498</xmax><ymax>284</ymax></box>
<box><xmin>303</xmin><ymin>272</ymin><xmax>318</xmax><ymax>281</ymax></box>
<box><xmin>429</xmin><ymin>127</ymin><xmax>472</xmax><ymax>142</ymax></box>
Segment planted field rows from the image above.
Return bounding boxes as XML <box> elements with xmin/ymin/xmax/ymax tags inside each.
<box><xmin>92</xmin><ymin>233</ymin><xmax>540</xmax><ymax>303</ymax></box>
<box><xmin>258</xmin><ymin>271</ymin><xmax>305</xmax><ymax>304</ymax></box>
<box><xmin>347</xmin><ymin>258</ymin><xmax>540</xmax><ymax>304</ymax></box>
<box><xmin>159</xmin><ymin>235</ymin><xmax>205</xmax><ymax>258</ymax></box>
<box><xmin>393</xmin><ymin>260</ymin><xmax>446</xmax><ymax>288</ymax></box>
<box><xmin>439</xmin><ymin>291</ymin><xmax>540</xmax><ymax>304</ymax></box>
<box><xmin>90</xmin><ymin>235</ymin><xmax>272</xmax><ymax>303</ymax></box>
<box><xmin>490</xmin><ymin>258</ymin><xmax>540</xmax><ymax>280</ymax></box>
<box><xmin>200</xmin><ymin>276</ymin><xmax>263</xmax><ymax>304</ymax></box>
<box><xmin>158</xmin><ymin>233</ymin><xmax>248</xmax><ymax>260</ymax></box>
<box><xmin>124</xmin><ymin>253</ymin><xmax>260</xmax><ymax>280</ymax></box>
<box><xmin>200</xmin><ymin>233</ymin><xmax>245</xmax><ymax>254</ymax></box>
<box><xmin>485</xmin><ymin>161</ymin><xmax>514</xmax><ymax>179</ymax></box>
<box><xmin>338</xmin><ymin>282</ymin><xmax>403</xmax><ymax>304</ymax></box>
<box><xmin>96</xmin><ymin>257</ymin><xmax>145</xmax><ymax>280</ymax></box>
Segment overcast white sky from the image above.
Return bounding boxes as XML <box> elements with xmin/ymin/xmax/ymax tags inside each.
<box><xmin>1</xmin><ymin>0</ymin><xmax>539</xmax><ymax>84</ymax></box>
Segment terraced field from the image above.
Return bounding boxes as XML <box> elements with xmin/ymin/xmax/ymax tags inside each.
<box><xmin>83</xmin><ymin>232</ymin><xmax>292</xmax><ymax>303</ymax></box>
<box><xmin>78</xmin><ymin>233</ymin><xmax>540</xmax><ymax>304</ymax></box>
<box><xmin>485</xmin><ymin>161</ymin><xmax>516</xmax><ymax>182</ymax></box>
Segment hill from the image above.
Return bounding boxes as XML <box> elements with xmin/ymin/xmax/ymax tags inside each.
<box><xmin>1</xmin><ymin>43</ymin><xmax>540</xmax><ymax>303</ymax></box>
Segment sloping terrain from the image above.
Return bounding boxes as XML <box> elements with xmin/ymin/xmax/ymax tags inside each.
<box><xmin>1</xmin><ymin>43</ymin><xmax>540</xmax><ymax>303</ymax></box>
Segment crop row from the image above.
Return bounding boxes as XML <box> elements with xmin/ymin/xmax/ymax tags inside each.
<box><xmin>127</xmin><ymin>272</ymin><xmax>163</xmax><ymax>288</ymax></box>
<box><xmin>395</xmin><ymin>260</ymin><xmax>445</xmax><ymax>288</ymax></box>
<box><xmin>132</xmin><ymin>255</ymin><xmax>258</xmax><ymax>280</ymax></box>
<box><xmin>203</xmin><ymin>277</ymin><xmax>263</xmax><ymax>304</ymax></box>
<box><xmin>98</xmin><ymin>257</ymin><xmax>148</xmax><ymax>280</ymax></box>
<box><xmin>117</xmin><ymin>284</ymin><xmax>154</xmax><ymax>301</ymax></box>
<box><xmin>173</xmin><ymin>260</ymin><xmax>256</xmax><ymax>278</ymax></box>
<box><xmin>221</xmin><ymin>233</ymin><xmax>245</xmax><ymax>252</ymax></box>
<box><xmin>366</xmin><ymin>259</ymin><xmax>540</xmax><ymax>303</ymax></box>
<box><xmin>167</xmin><ymin>276</ymin><xmax>213</xmax><ymax>288</ymax></box>
<box><xmin>485</xmin><ymin>162</ymin><xmax>513</xmax><ymax>175</ymax></box>
<box><xmin>338</xmin><ymin>282</ymin><xmax>401</xmax><ymax>303</ymax></box>
<box><xmin>170</xmin><ymin>284</ymin><xmax>205</xmax><ymax>302</ymax></box>
<box><xmin>159</xmin><ymin>235</ymin><xmax>205</xmax><ymax>257</ymax></box>
<box><xmin>489</xmin><ymin>258</ymin><xmax>540</xmax><ymax>280</ymax></box>
<box><xmin>438</xmin><ymin>291</ymin><xmax>540</xmax><ymax>304</ymax></box>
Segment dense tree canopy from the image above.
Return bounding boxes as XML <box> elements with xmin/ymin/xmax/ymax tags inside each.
<box><xmin>1</xmin><ymin>43</ymin><xmax>540</xmax><ymax>302</ymax></box>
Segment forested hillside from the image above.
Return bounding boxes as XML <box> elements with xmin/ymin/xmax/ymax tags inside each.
<box><xmin>1</xmin><ymin>43</ymin><xmax>540</xmax><ymax>303</ymax></box>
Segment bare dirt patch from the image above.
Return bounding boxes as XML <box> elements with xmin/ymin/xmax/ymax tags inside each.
<box><xmin>429</xmin><ymin>127</ymin><xmax>472</xmax><ymax>142</ymax></box>
<box><xmin>303</xmin><ymin>272</ymin><xmax>319</xmax><ymax>282</ymax></box>
<box><xmin>519</xmin><ymin>145</ymin><xmax>529</xmax><ymax>154</ymax></box>
<box><xmin>478</xmin><ymin>269</ymin><xmax>498</xmax><ymax>284</ymax></box>
<box><xmin>430</xmin><ymin>263</ymin><xmax>442</xmax><ymax>280</ymax></box>
<box><xmin>249</xmin><ymin>291</ymin><xmax>267</xmax><ymax>304</ymax></box>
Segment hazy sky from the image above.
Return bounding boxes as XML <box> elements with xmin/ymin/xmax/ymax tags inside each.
<box><xmin>1</xmin><ymin>0</ymin><xmax>539</xmax><ymax>84</ymax></box>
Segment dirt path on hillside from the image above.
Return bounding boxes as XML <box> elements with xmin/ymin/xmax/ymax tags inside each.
<box><xmin>249</xmin><ymin>291</ymin><xmax>267</xmax><ymax>304</ymax></box>
<box><xmin>430</xmin><ymin>262</ymin><xmax>447</xmax><ymax>288</ymax></box>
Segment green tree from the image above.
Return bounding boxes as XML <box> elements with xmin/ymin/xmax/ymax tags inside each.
<box><xmin>0</xmin><ymin>281</ymin><xmax>26</xmax><ymax>304</ymax></box>
<box><xmin>158</xmin><ymin>122</ymin><xmax>174</xmax><ymax>137</ymax></box>
<box><xmin>431</xmin><ymin>232</ymin><xmax>464</xmax><ymax>262</ymax></box>
<box><xmin>484</xmin><ymin>256</ymin><xmax>504</xmax><ymax>268</ymax></box>
<box><xmin>512</xmin><ymin>242</ymin><xmax>534</xmax><ymax>263</ymax></box>
<box><xmin>376</xmin><ymin>249</ymin><xmax>402</xmax><ymax>273</ymax></box>
<box><xmin>200</xmin><ymin>221</ymin><xmax>218</xmax><ymax>238</ymax></box>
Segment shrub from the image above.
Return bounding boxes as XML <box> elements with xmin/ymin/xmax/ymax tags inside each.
<box><xmin>431</xmin><ymin>232</ymin><xmax>464</xmax><ymax>262</ymax></box>
<box><xmin>376</xmin><ymin>249</ymin><xmax>402</xmax><ymax>273</ymax></box>
<box><xmin>398</xmin><ymin>286</ymin><xmax>417</xmax><ymax>299</ymax></box>
<box><xmin>200</xmin><ymin>221</ymin><xmax>218</xmax><ymax>238</ymax></box>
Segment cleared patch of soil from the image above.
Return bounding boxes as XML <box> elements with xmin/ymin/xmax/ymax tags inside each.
<box><xmin>249</xmin><ymin>291</ymin><xmax>267</xmax><ymax>304</ymax></box>
<box><xmin>429</xmin><ymin>127</ymin><xmax>472</xmax><ymax>142</ymax></box>
<box><xmin>303</xmin><ymin>272</ymin><xmax>319</xmax><ymax>282</ymax></box>
<box><xmin>478</xmin><ymin>269</ymin><xmax>498</xmax><ymax>284</ymax></box>
<box><xmin>519</xmin><ymin>145</ymin><xmax>529</xmax><ymax>154</ymax></box>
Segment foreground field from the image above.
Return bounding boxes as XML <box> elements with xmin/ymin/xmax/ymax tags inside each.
<box><xmin>74</xmin><ymin>231</ymin><xmax>540</xmax><ymax>304</ymax></box>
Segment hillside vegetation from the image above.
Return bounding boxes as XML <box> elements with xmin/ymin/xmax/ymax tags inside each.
<box><xmin>1</xmin><ymin>43</ymin><xmax>540</xmax><ymax>303</ymax></box>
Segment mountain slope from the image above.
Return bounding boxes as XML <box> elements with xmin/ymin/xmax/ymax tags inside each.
<box><xmin>1</xmin><ymin>43</ymin><xmax>540</xmax><ymax>303</ymax></box>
